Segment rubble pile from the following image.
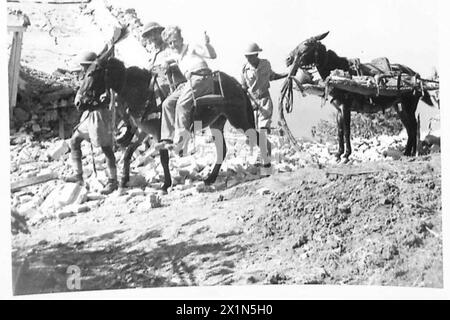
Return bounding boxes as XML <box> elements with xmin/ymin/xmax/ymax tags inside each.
<box><xmin>8</xmin><ymin>1</ymin><xmax>96</xmax><ymax>139</ymax></box>
<box><xmin>250</xmin><ymin>158</ymin><xmax>442</xmax><ymax>286</ymax></box>
<box><xmin>11</xmin><ymin>119</ymin><xmax>431</xmax><ymax>230</ymax></box>
<box><xmin>12</xmin><ymin>66</ymin><xmax>80</xmax><ymax>140</ymax></box>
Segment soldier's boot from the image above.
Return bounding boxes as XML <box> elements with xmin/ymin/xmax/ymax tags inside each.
<box><xmin>100</xmin><ymin>146</ymin><xmax>118</xmax><ymax>195</ymax></box>
<box><xmin>101</xmin><ymin>179</ymin><xmax>118</xmax><ymax>195</ymax></box>
<box><xmin>64</xmin><ymin>147</ymin><xmax>84</xmax><ymax>184</ymax></box>
<box><xmin>63</xmin><ymin>173</ymin><xmax>84</xmax><ymax>184</ymax></box>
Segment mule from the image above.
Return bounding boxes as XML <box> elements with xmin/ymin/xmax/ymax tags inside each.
<box><xmin>75</xmin><ymin>54</ymin><xmax>270</xmax><ymax>193</ymax></box>
<box><xmin>286</xmin><ymin>31</ymin><xmax>434</xmax><ymax>162</ymax></box>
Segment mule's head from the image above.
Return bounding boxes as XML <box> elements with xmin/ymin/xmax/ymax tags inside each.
<box><xmin>74</xmin><ymin>59</ymin><xmax>107</xmax><ymax>110</ymax></box>
<box><xmin>74</xmin><ymin>50</ymin><xmax>126</xmax><ymax>110</ymax></box>
<box><xmin>286</xmin><ymin>31</ymin><xmax>329</xmax><ymax>69</ymax></box>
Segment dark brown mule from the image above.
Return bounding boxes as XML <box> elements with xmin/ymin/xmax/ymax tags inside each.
<box><xmin>286</xmin><ymin>31</ymin><xmax>434</xmax><ymax>162</ymax></box>
<box><xmin>75</xmin><ymin>55</ymin><xmax>269</xmax><ymax>193</ymax></box>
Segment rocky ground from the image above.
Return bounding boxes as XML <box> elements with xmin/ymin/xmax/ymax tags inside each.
<box><xmin>8</xmin><ymin>0</ymin><xmax>443</xmax><ymax>295</ymax></box>
<box><xmin>10</xmin><ymin>130</ymin><xmax>443</xmax><ymax>294</ymax></box>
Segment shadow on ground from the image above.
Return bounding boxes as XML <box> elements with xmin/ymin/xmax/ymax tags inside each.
<box><xmin>12</xmin><ymin>227</ymin><xmax>246</xmax><ymax>295</ymax></box>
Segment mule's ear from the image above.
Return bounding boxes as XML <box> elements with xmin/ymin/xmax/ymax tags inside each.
<box><xmin>97</xmin><ymin>44</ymin><xmax>115</xmax><ymax>64</ymax></box>
<box><xmin>313</xmin><ymin>31</ymin><xmax>329</xmax><ymax>41</ymax></box>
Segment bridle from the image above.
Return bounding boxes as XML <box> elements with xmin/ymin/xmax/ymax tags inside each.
<box><xmin>76</xmin><ymin>62</ymin><xmax>111</xmax><ymax>109</ymax></box>
<box><xmin>306</xmin><ymin>41</ymin><xmax>328</xmax><ymax>72</ymax></box>
<box><xmin>291</xmin><ymin>41</ymin><xmax>328</xmax><ymax>74</ymax></box>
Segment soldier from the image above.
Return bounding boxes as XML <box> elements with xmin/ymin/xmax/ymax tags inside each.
<box><xmin>117</xmin><ymin>22</ymin><xmax>186</xmax><ymax>148</ymax></box>
<box><xmin>155</xmin><ymin>25</ymin><xmax>216</xmax><ymax>151</ymax></box>
<box><xmin>64</xmin><ymin>51</ymin><xmax>118</xmax><ymax>195</ymax></box>
<box><xmin>141</xmin><ymin>21</ymin><xmax>173</xmax><ymax>97</ymax></box>
<box><xmin>241</xmin><ymin>42</ymin><xmax>287</xmax><ymax>134</ymax></box>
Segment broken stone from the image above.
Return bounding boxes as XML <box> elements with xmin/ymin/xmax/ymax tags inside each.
<box><xmin>227</xmin><ymin>178</ymin><xmax>240</xmax><ymax>188</ymax></box>
<box><xmin>195</xmin><ymin>181</ymin><xmax>206</xmax><ymax>192</ymax></box>
<box><xmin>430</xmin><ymin>144</ymin><xmax>440</xmax><ymax>154</ymax></box>
<box><xmin>244</xmin><ymin>174</ymin><xmax>259</xmax><ymax>182</ymax></box>
<box><xmin>65</xmin><ymin>204</ymin><xmax>90</xmax><ymax>214</ymax></box>
<box><xmin>40</xmin><ymin>183</ymin><xmax>88</xmax><ymax>213</ymax></box>
<box><xmin>13</xmin><ymin>107</ymin><xmax>30</xmax><ymax>122</ymax></box>
<box><xmin>32</xmin><ymin>124</ymin><xmax>41</xmax><ymax>133</ymax></box>
<box><xmin>47</xmin><ymin>140</ymin><xmax>69</xmax><ymax>160</ymax></box>
<box><xmin>17</xmin><ymin>205</ymin><xmax>41</xmax><ymax>220</ymax></box>
<box><xmin>76</xmin><ymin>205</ymin><xmax>90</xmax><ymax>213</ymax></box>
<box><xmin>149</xmin><ymin>193</ymin><xmax>162</xmax><ymax>208</ymax></box>
<box><xmin>178</xmin><ymin>169</ymin><xmax>190</xmax><ymax>178</ymax></box>
<box><xmin>338</xmin><ymin>202</ymin><xmax>351</xmax><ymax>214</ymax></box>
<box><xmin>175</xmin><ymin>156</ymin><xmax>194</xmax><ymax>168</ymax></box>
<box><xmin>267</xmin><ymin>271</ymin><xmax>288</xmax><ymax>285</ymax></box>
<box><xmin>57</xmin><ymin>209</ymin><xmax>76</xmax><ymax>219</ymax></box>
<box><xmin>127</xmin><ymin>188</ymin><xmax>146</xmax><ymax>197</ymax></box>
<box><xmin>257</xmin><ymin>187</ymin><xmax>271</xmax><ymax>196</ymax></box>
<box><xmin>247</xmin><ymin>165</ymin><xmax>258</xmax><ymax>175</ymax></box>
<box><xmin>148</xmin><ymin>182</ymin><xmax>163</xmax><ymax>189</ymax></box>
<box><xmin>86</xmin><ymin>177</ymin><xmax>106</xmax><ymax>193</ymax></box>
<box><xmin>174</xmin><ymin>184</ymin><xmax>194</xmax><ymax>192</ymax></box>
<box><xmin>135</xmin><ymin>153</ymin><xmax>155</xmax><ymax>167</ymax></box>
<box><xmin>127</xmin><ymin>175</ymin><xmax>147</xmax><ymax>189</ymax></box>
<box><xmin>84</xmin><ymin>192</ymin><xmax>104</xmax><ymax>202</ymax></box>
<box><xmin>172</xmin><ymin>175</ymin><xmax>185</xmax><ymax>186</ymax></box>
<box><xmin>293</xmin><ymin>235</ymin><xmax>308</xmax><ymax>249</ymax></box>
<box><xmin>213</xmin><ymin>181</ymin><xmax>227</xmax><ymax>191</ymax></box>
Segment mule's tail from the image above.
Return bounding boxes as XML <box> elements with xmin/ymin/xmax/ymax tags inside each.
<box><xmin>421</xmin><ymin>90</ymin><xmax>434</xmax><ymax>107</ymax></box>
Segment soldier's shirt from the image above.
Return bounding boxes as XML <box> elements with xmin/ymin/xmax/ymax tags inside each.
<box><xmin>242</xmin><ymin>59</ymin><xmax>273</xmax><ymax>99</ymax></box>
<box><xmin>148</xmin><ymin>45</ymin><xmax>175</xmax><ymax>97</ymax></box>
<box><xmin>165</xmin><ymin>44</ymin><xmax>211</xmax><ymax>78</ymax></box>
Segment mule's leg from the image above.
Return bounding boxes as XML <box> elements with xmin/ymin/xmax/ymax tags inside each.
<box><xmin>395</xmin><ymin>104</ymin><xmax>409</xmax><ymax>155</ymax></box>
<box><xmin>406</xmin><ymin>112</ymin><xmax>418</xmax><ymax>156</ymax></box>
<box><xmin>342</xmin><ymin>104</ymin><xmax>352</xmax><ymax>162</ymax></box>
<box><xmin>120</xmin><ymin>131</ymin><xmax>146</xmax><ymax>188</ymax></box>
<box><xmin>396</xmin><ymin>101</ymin><xmax>417</xmax><ymax>156</ymax></box>
<box><xmin>159</xmin><ymin>148</ymin><xmax>171</xmax><ymax>193</ymax></box>
<box><xmin>205</xmin><ymin>118</ymin><xmax>227</xmax><ymax>185</ymax></box>
<box><xmin>334</xmin><ymin>103</ymin><xmax>345</xmax><ymax>161</ymax></box>
<box><xmin>404</xmin><ymin>98</ymin><xmax>419</xmax><ymax>156</ymax></box>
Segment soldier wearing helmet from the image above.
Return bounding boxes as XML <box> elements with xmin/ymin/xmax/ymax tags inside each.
<box><xmin>64</xmin><ymin>50</ymin><xmax>119</xmax><ymax>195</ymax></box>
<box><xmin>242</xmin><ymin>42</ymin><xmax>287</xmax><ymax>133</ymax></box>
<box><xmin>154</xmin><ymin>25</ymin><xmax>217</xmax><ymax>152</ymax></box>
<box><xmin>116</xmin><ymin>22</ymin><xmax>175</xmax><ymax>149</ymax></box>
<box><xmin>77</xmin><ymin>51</ymin><xmax>98</xmax><ymax>71</ymax></box>
<box><xmin>142</xmin><ymin>22</ymin><xmax>165</xmax><ymax>52</ymax></box>
<box><xmin>141</xmin><ymin>21</ymin><xmax>186</xmax><ymax>99</ymax></box>
<box><xmin>73</xmin><ymin>51</ymin><xmax>98</xmax><ymax>84</ymax></box>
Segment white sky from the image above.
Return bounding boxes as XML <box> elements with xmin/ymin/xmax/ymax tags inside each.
<box><xmin>119</xmin><ymin>0</ymin><xmax>439</xmax><ymax>77</ymax></box>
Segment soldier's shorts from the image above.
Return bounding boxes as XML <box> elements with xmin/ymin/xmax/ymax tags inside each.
<box><xmin>75</xmin><ymin>108</ymin><xmax>113</xmax><ymax>147</ymax></box>
<box><xmin>252</xmin><ymin>95</ymin><xmax>273</xmax><ymax>129</ymax></box>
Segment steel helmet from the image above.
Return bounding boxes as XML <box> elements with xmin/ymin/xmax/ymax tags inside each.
<box><xmin>142</xmin><ymin>22</ymin><xmax>165</xmax><ymax>38</ymax></box>
<box><xmin>77</xmin><ymin>51</ymin><xmax>97</xmax><ymax>65</ymax></box>
<box><xmin>244</xmin><ymin>42</ymin><xmax>262</xmax><ymax>56</ymax></box>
